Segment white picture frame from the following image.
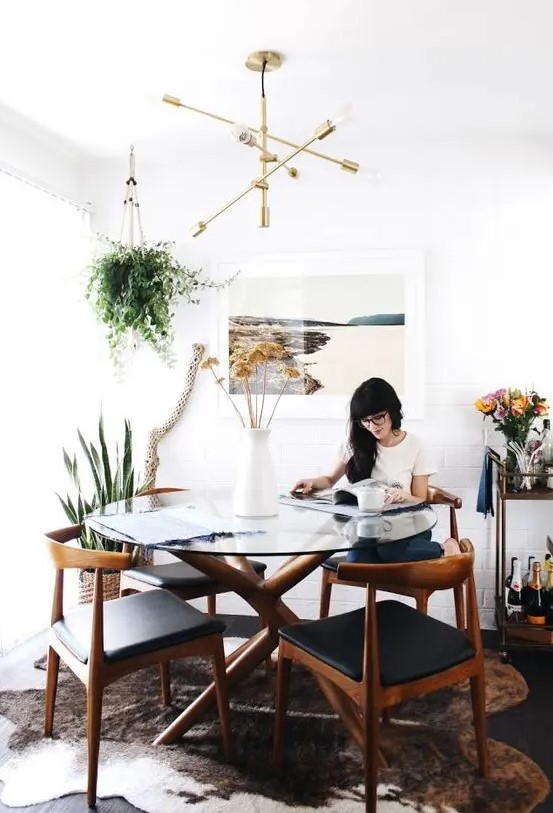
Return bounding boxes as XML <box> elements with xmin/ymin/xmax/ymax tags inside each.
<box><xmin>212</xmin><ymin>249</ymin><xmax>425</xmax><ymax>421</ymax></box>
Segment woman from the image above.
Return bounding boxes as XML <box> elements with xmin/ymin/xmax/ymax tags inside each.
<box><xmin>292</xmin><ymin>377</ymin><xmax>459</xmax><ymax>562</ymax></box>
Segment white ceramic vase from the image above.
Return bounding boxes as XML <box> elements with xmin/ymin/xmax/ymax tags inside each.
<box><xmin>233</xmin><ymin>427</ymin><xmax>278</xmax><ymax>518</ymax></box>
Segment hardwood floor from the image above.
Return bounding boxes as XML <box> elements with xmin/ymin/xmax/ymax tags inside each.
<box><xmin>1</xmin><ymin>623</ymin><xmax>552</xmax><ymax>813</ymax></box>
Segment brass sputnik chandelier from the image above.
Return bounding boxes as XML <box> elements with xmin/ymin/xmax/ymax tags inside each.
<box><xmin>163</xmin><ymin>50</ymin><xmax>359</xmax><ymax>237</ymax></box>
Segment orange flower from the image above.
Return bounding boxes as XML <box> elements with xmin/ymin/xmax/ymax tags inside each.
<box><xmin>475</xmin><ymin>387</ymin><xmax>549</xmax><ymax>442</ymax></box>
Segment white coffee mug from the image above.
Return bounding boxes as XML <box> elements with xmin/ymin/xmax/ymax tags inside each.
<box><xmin>357</xmin><ymin>487</ymin><xmax>386</xmax><ymax>513</ymax></box>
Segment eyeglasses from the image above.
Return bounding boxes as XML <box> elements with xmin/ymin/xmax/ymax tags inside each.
<box><xmin>357</xmin><ymin>411</ymin><xmax>388</xmax><ymax>428</ymax></box>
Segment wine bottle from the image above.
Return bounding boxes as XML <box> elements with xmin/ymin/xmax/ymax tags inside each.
<box><xmin>505</xmin><ymin>556</ymin><xmax>516</xmax><ymax>588</ymax></box>
<box><xmin>541</xmin><ymin>419</ymin><xmax>553</xmax><ymax>467</ymax></box>
<box><xmin>523</xmin><ymin>562</ymin><xmax>547</xmax><ymax>625</ymax></box>
<box><xmin>522</xmin><ymin>555</ymin><xmax>536</xmax><ymax>587</ymax></box>
<box><xmin>544</xmin><ymin>568</ymin><xmax>553</xmax><ymax>622</ymax></box>
<box><xmin>506</xmin><ymin>558</ymin><xmax>525</xmax><ymax>622</ymax></box>
<box><xmin>543</xmin><ymin>553</ymin><xmax>552</xmax><ymax>582</ymax></box>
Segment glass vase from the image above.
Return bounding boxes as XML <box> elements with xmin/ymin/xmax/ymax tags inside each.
<box><xmin>503</xmin><ymin>432</ymin><xmax>530</xmax><ymax>492</ymax></box>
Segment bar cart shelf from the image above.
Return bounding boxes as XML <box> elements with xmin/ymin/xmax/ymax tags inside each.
<box><xmin>487</xmin><ymin>447</ymin><xmax>553</xmax><ymax>661</ymax></box>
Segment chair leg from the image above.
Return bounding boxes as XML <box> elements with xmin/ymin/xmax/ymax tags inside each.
<box><xmin>160</xmin><ymin>661</ymin><xmax>171</xmax><ymax>706</ymax></box>
<box><xmin>363</xmin><ymin>701</ymin><xmax>381</xmax><ymax>813</ymax></box>
<box><xmin>415</xmin><ymin>589</ymin><xmax>429</xmax><ymax>614</ymax></box>
<box><xmin>319</xmin><ymin>570</ymin><xmax>333</xmax><ymax>618</ymax></box>
<box><xmin>273</xmin><ymin>647</ymin><xmax>292</xmax><ymax>768</ymax></box>
<box><xmin>454</xmin><ymin>585</ymin><xmax>466</xmax><ymax>629</ymax></box>
<box><xmin>86</xmin><ymin>682</ymin><xmax>104</xmax><ymax>808</ymax></box>
<box><xmin>44</xmin><ymin>646</ymin><xmax>60</xmax><ymax>737</ymax></box>
<box><xmin>207</xmin><ymin>593</ymin><xmax>216</xmax><ymax>617</ymax></box>
<box><xmin>469</xmin><ymin>671</ymin><xmax>490</xmax><ymax>778</ymax></box>
<box><xmin>212</xmin><ymin>637</ymin><xmax>233</xmax><ymax>762</ymax></box>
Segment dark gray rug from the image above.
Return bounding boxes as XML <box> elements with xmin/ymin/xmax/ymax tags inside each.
<box><xmin>0</xmin><ymin>649</ymin><xmax>548</xmax><ymax>813</ymax></box>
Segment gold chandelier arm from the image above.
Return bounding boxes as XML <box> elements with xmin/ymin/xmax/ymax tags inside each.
<box><xmin>191</xmin><ymin>124</ymin><xmax>334</xmax><ymax>237</ymax></box>
<box><xmin>163</xmin><ymin>94</ymin><xmax>358</xmax><ymax>173</ymax></box>
<box><xmin>263</xmin><ymin>132</ymin><xmax>358</xmax><ymax>172</ymax></box>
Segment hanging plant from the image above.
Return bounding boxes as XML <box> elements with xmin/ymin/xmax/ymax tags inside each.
<box><xmin>85</xmin><ymin>146</ymin><xmax>235</xmax><ymax>368</ymax></box>
<box><xmin>86</xmin><ymin>236</ymin><xmax>234</xmax><ymax>367</ymax></box>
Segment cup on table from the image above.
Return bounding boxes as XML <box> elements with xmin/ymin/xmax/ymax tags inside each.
<box><xmin>357</xmin><ymin>487</ymin><xmax>387</xmax><ymax>513</ymax></box>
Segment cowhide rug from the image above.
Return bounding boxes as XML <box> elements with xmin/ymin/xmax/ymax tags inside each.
<box><xmin>0</xmin><ymin>647</ymin><xmax>548</xmax><ymax>813</ymax></box>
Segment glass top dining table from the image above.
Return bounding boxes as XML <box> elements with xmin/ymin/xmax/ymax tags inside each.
<box><xmin>84</xmin><ymin>487</ymin><xmax>437</xmax><ymax>750</ymax></box>
<box><xmin>86</xmin><ymin>487</ymin><xmax>437</xmax><ymax>557</ymax></box>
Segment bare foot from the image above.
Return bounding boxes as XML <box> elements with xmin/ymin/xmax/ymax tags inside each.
<box><xmin>442</xmin><ymin>537</ymin><xmax>461</xmax><ymax>556</ymax></box>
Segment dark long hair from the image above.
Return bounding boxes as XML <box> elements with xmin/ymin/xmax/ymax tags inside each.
<box><xmin>345</xmin><ymin>378</ymin><xmax>403</xmax><ymax>482</ymax></box>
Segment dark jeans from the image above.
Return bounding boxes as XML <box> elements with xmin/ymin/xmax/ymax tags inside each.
<box><xmin>346</xmin><ymin>529</ymin><xmax>443</xmax><ymax>564</ymax></box>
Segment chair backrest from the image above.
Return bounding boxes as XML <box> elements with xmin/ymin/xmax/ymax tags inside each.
<box><xmin>45</xmin><ymin>526</ymin><xmax>133</xmax><ymax>633</ymax></box>
<box><xmin>142</xmin><ymin>487</ymin><xmax>187</xmax><ymax>495</ymax></box>
<box><xmin>338</xmin><ymin>541</ymin><xmax>481</xmax><ymax>697</ymax></box>
<box><xmin>45</xmin><ymin>526</ymin><xmax>133</xmax><ymax>571</ymax></box>
<box><xmin>336</xmin><ymin>539</ymin><xmax>474</xmax><ymax>593</ymax></box>
<box><xmin>426</xmin><ymin>485</ymin><xmax>462</xmax><ymax>540</ymax></box>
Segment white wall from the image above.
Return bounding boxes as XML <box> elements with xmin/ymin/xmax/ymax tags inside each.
<box><xmin>76</xmin><ymin>134</ymin><xmax>553</xmax><ymax>627</ymax></box>
<box><xmin>0</xmin><ymin>109</ymin><xmax>91</xmax><ymax>654</ymax></box>
<box><xmin>0</xmin><ymin>103</ymin><xmax>87</xmax><ymax>204</ymax></box>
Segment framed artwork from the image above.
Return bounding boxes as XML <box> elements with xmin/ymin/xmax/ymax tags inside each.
<box><xmin>213</xmin><ymin>250</ymin><xmax>425</xmax><ymax>420</ymax></box>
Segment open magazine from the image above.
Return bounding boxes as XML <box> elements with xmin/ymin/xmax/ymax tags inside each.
<box><xmin>281</xmin><ymin>480</ymin><xmax>425</xmax><ymax>518</ymax></box>
<box><xmin>291</xmin><ymin>478</ymin><xmax>391</xmax><ymax>507</ymax></box>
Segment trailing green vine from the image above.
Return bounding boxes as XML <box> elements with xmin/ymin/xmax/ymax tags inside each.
<box><xmin>86</xmin><ymin>237</ymin><xmax>234</xmax><ymax>367</ymax></box>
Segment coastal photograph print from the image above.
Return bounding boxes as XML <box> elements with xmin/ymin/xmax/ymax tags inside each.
<box><xmin>217</xmin><ymin>251</ymin><xmax>425</xmax><ymax>419</ymax></box>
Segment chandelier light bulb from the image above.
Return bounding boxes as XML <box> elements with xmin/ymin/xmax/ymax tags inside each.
<box><xmin>230</xmin><ymin>123</ymin><xmax>257</xmax><ymax>147</ymax></box>
<box><xmin>357</xmin><ymin>166</ymin><xmax>382</xmax><ymax>183</ymax></box>
<box><xmin>330</xmin><ymin>103</ymin><xmax>354</xmax><ymax>128</ymax></box>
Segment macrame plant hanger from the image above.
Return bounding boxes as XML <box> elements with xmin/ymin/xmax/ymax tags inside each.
<box><xmin>119</xmin><ymin>145</ymin><xmax>145</xmax><ymax>248</ymax></box>
<box><xmin>116</xmin><ymin>148</ymin><xmax>207</xmax><ymax>489</ymax></box>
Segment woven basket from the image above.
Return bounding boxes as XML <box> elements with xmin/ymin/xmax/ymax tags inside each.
<box><xmin>78</xmin><ymin>570</ymin><xmax>121</xmax><ymax>604</ymax></box>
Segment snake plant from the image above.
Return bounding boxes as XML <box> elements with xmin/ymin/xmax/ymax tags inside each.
<box><xmin>56</xmin><ymin>414</ymin><xmax>151</xmax><ymax>551</ymax></box>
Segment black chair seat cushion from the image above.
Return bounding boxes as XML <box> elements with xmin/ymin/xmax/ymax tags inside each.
<box><xmin>279</xmin><ymin>600</ymin><xmax>475</xmax><ymax>686</ymax></box>
<box><xmin>321</xmin><ymin>556</ymin><xmax>345</xmax><ymax>572</ymax></box>
<box><xmin>123</xmin><ymin>559</ymin><xmax>267</xmax><ymax>588</ymax></box>
<box><xmin>53</xmin><ymin>590</ymin><xmax>225</xmax><ymax>665</ymax></box>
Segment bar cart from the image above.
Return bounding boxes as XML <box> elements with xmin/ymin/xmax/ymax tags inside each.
<box><xmin>487</xmin><ymin>446</ymin><xmax>553</xmax><ymax>661</ymax></box>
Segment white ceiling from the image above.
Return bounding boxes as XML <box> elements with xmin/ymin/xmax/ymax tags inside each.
<box><xmin>2</xmin><ymin>0</ymin><xmax>553</xmax><ymax>160</ymax></box>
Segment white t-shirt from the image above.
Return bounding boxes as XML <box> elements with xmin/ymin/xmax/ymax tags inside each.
<box><xmin>339</xmin><ymin>432</ymin><xmax>437</xmax><ymax>493</ymax></box>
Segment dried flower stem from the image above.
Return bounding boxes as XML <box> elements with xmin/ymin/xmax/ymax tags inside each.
<box><xmin>266</xmin><ymin>380</ymin><xmax>290</xmax><ymax>428</ymax></box>
<box><xmin>201</xmin><ymin>343</ymin><xmax>302</xmax><ymax>430</ymax></box>
<box><xmin>207</xmin><ymin>366</ymin><xmax>245</xmax><ymax>427</ymax></box>
<box><xmin>241</xmin><ymin>377</ymin><xmax>256</xmax><ymax>428</ymax></box>
<box><xmin>258</xmin><ymin>360</ymin><xmax>269</xmax><ymax>428</ymax></box>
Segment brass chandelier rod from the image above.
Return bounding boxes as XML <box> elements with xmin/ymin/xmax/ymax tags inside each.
<box><xmin>163</xmin><ymin>50</ymin><xmax>358</xmax><ymax>236</ymax></box>
<box><xmin>162</xmin><ymin>94</ymin><xmax>359</xmax><ymax>174</ymax></box>
<box><xmin>190</xmin><ymin>117</ymin><xmax>337</xmax><ymax>237</ymax></box>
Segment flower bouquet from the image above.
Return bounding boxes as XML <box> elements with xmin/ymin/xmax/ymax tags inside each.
<box><xmin>474</xmin><ymin>388</ymin><xmax>548</xmax><ymax>444</ymax></box>
<box><xmin>475</xmin><ymin>387</ymin><xmax>549</xmax><ymax>489</ymax></box>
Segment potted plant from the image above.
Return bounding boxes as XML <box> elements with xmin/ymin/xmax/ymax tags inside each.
<box><xmin>56</xmin><ymin>413</ymin><xmax>152</xmax><ymax>602</ymax></box>
<box><xmin>86</xmin><ymin>237</ymin><xmax>235</xmax><ymax>368</ymax></box>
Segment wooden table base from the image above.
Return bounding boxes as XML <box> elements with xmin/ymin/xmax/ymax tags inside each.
<box><xmin>154</xmin><ymin>551</ymin><xmax>364</xmax><ymax>749</ymax></box>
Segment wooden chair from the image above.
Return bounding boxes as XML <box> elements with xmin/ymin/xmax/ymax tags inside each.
<box><xmin>273</xmin><ymin>540</ymin><xmax>488</xmax><ymax>813</ymax></box>
<box><xmin>119</xmin><ymin>487</ymin><xmax>268</xmax><ymax>614</ymax></box>
<box><xmin>319</xmin><ymin>485</ymin><xmax>464</xmax><ymax>625</ymax></box>
<box><xmin>44</xmin><ymin>525</ymin><xmax>232</xmax><ymax>808</ymax></box>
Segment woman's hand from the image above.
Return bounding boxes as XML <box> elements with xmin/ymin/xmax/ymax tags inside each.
<box><xmin>291</xmin><ymin>476</ymin><xmax>330</xmax><ymax>495</ymax></box>
<box><xmin>384</xmin><ymin>487</ymin><xmax>413</xmax><ymax>504</ymax></box>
